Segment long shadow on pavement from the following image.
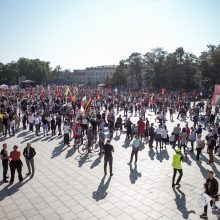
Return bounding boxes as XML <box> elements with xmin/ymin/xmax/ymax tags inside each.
<box><xmin>0</xmin><ymin>177</ymin><xmax>31</xmax><ymax>201</ymax></box>
<box><xmin>122</xmin><ymin>139</ymin><xmax>131</xmax><ymax>148</ymax></box>
<box><xmin>66</xmin><ymin>147</ymin><xmax>77</xmax><ymax>158</ymax></box>
<box><xmin>196</xmin><ymin>161</ymin><xmax>208</xmax><ymax>179</ymax></box>
<box><xmin>173</xmin><ymin>186</ymin><xmax>196</xmax><ymax>219</ymax></box>
<box><xmin>148</xmin><ymin>148</ymin><xmax>155</xmax><ymax>160</ymax></box>
<box><xmin>90</xmin><ymin>155</ymin><xmax>103</xmax><ymax>169</ymax></box>
<box><xmin>129</xmin><ymin>164</ymin><xmax>141</xmax><ymax>184</ymax></box>
<box><xmin>92</xmin><ymin>176</ymin><xmax>111</xmax><ymax>201</ymax></box>
<box><xmin>78</xmin><ymin>153</ymin><xmax>92</xmax><ymax>167</ymax></box>
<box><xmin>51</xmin><ymin>143</ymin><xmax>66</xmax><ymax>158</ymax></box>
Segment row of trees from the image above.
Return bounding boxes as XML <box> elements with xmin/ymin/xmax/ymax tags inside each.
<box><xmin>0</xmin><ymin>58</ymin><xmax>51</xmax><ymax>84</ymax></box>
<box><xmin>111</xmin><ymin>45</ymin><xmax>220</xmax><ymax>90</ymax></box>
<box><xmin>1</xmin><ymin>45</ymin><xmax>220</xmax><ymax>90</ymax></box>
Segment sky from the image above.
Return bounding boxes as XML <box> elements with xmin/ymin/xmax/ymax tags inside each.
<box><xmin>0</xmin><ymin>0</ymin><xmax>219</xmax><ymax>70</ymax></box>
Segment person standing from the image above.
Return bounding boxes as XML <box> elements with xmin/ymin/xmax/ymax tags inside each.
<box><xmin>180</xmin><ymin>128</ymin><xmax>187</xmax><ymax>153</ymax></box>
<box><xmin>189</xmin><ymin>127</ymin><xmax>196</xmax><ymax>152</ymax></box>
<box><xmin>173</xmin><ymin>124</ymin><xmax>181</xmax><ymax>149</ymax></box>
<box><xmin>206</xmin><ymin>135</ymin><xmax>216</xmax><ymax>165</ymax></box>
<box><xmin>1</xmin><ymin>143</ymin><xmax>9</xmax><ymax>183</ymax></box>
<box><xmin>9</xmin><ymin>145</ymin><xmax>23</xmax><ymax>183</ymax></box>
<box><xmin>103</xmin><ymin>139</ymin><xmax>114</xmax><ymax>176</ymax></box>
<box><xmin>172</xmin><ymin>148</ymin><xmax>184</xmax><ymax>187</ymax></box>
<box><xmin>87</xmin><ymin>126</ymin><xmax>94</xmax><ymax>153</ymax></box>
<box><xmin>126</xmin><ymin>118</ymin><xmax>133</xmax><ymax>140</ymax></box>
<box><xmin>149</xmin><ymin>123</ymin><xmax>155</xmax><ymax>148</ymax></box>
<box><xmin>51</xmin><ymin>117</ymin><xmax>56</xmax><ymax>136</ymax></box>
<box><xmin>23</xmin><ymin>143</ymin><xmax>36</xmax><ymax>178</ymax></box>
<box><xmin>155</xmin><ymin>124</ymin><xmax>163</xmax><ymax>150</ymax></box>
<box><xmin>98</xmin><ymin>129</ymin><xmax>105</xmax><ymax>155</ymax></box>
<box><xmin>63</xmin><ymin>122</ymin><xmax>70</xmax><ymax>146</ymax></box>
<box><xmin>200</xmin><ymin>171</ymin><xmax>219</xmax><ymax>219</ymax></box>
<box><xmin>127</xmin><ymin>134</ymin><xmax>141</xmax><ymax>165</ymax></box>
<box><xmin>196</xmin><ymin>134</ymin><xmax>205</xmax><ymax>161</ymax></box>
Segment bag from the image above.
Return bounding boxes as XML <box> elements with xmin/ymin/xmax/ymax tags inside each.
<box><xmin>156</xmin><ymin>134</ymin><xmax>162</xmax><ymax>141</ymax></box>
<box><xmin>139</xmin><ymin>142</ymin><xmax>145</xmax><ymax>151</ymax></box>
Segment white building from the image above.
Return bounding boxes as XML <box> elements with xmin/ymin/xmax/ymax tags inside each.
<box><xmin>73</xmin><ymin>65</ymin><xmax>117</xmax><ymax>86</ymax></box>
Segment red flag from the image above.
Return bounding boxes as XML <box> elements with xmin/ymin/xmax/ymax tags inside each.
<box><xmin>215</xmin><ymin>85</ymin><xmax>220</xmax><ymax>94</ymax></box>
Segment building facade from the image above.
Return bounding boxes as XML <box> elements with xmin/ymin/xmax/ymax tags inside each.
<box><xmin>72</xmin><ymin>65</ymin><xmax>117</xmax><ymax>86</ymax></box>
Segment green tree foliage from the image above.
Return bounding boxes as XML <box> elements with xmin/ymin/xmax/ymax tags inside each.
<box><xmin>197</xmin><ymin>45</ymin><xmax>220</xmax><ymax>91</ymax></box>
<box><xmin>0</xmin><ymin>58</ymin><xmax>50</xmax><ymax>84</ymax></box>
<box><xmin>110</xmin><ymin>61</ymin><xmax>128</xmax><ymax>87</ymax></box>
<box><xmin>127</xmin><ymin>53</ymin><xmax>143</xmax><ymax>88</ymax></box>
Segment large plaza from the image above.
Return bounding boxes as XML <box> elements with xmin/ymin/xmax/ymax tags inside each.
<box><xmin>0</xmin><ymin>110</ymin><xmax>219</xmax><ymax>220</ymax></box>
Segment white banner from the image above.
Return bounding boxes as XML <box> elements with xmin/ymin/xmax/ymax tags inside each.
<box><xmin>198</xmin><ymin>193</ymin><xmax>212</xmax><ymax>207</ymax></box>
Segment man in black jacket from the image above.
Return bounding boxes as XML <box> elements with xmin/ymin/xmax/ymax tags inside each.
<box><xmin>1</xmin><ymin>143</ymin><xmax>9</xmax><ymax>183</ymax></box>
<box><xmin>200</xmin><ymin>170</ymin><xmax>219</xmax><ymax>219</ymax></box>
<box><xmin>103</xmin><ymin>140</ymin><xmax>114</xmax><ymax>176</ymax></box>
<box><xmin>23</xmin><ymin>143</ymin><xmax>36</xmax><ymax>178</ymax></box>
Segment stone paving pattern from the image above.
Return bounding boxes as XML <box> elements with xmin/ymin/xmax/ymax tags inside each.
<box><xmin>0</xmin><ymin>110</ymin><xmax>220</xmax><ymax>220</ymax></box>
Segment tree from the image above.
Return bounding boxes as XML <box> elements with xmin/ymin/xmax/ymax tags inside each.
<box><xmin>144</xmin><ymin>48</ymin><xmax>167</xmax><ymax>88</ymax></box>
<box><xmin>110</xmin><ymin>60</ymin><xmax>128</xmax><ymax>87</ymax></box>
<box><xmin>198</xmin><ymin>45</ymin><xmax>220</xmax><ymax>91</ymax></box>
<box><xmin>127</xmin><ymin>53</ymin><xmax>143</xmax><ymax>88</ymax></box>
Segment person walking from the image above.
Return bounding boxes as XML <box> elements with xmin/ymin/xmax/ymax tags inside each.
<box><xmin>23</xmin><ymin>143</ymin><xmax>36</xmax><ymax>178</ymax></box>
<box><xmin>127</xmin><ymin>134</ymin><xmax>141</xmax><ymax>165</ymax></box>
<box><xmin>200</xmin><ymin>171</ymin><xmax>219</xmax><ymax>219</ymax></box>
<box><xmin>103</xmin><ymin>139</ymin><xmax>114</xmax><ymax>176</ymax></box>
<box><xmin>172</xmin><ymin>148</ymin><xmax>184</xmax><ymax>187</ymax></box>
<box><xmin>1</xmin><ymin>143</ymin><xmax>9</xmax><ymax>183</ymax></box>
<box><xmin>9</xmin><ymin>145</ymin><xmax>23</xmax><ymax>183</ymax></box>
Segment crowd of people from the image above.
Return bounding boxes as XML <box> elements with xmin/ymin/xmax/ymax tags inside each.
<box><xmin>0</xmin><ymin>86</ymin><xmax>220</xmax><ymax>219</ymax></box>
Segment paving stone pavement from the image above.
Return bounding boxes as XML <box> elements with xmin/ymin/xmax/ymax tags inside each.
<box><xmin>0</xmin><ymin>110</ymin><xmax>220</xmax><ymax>220</ymax></box>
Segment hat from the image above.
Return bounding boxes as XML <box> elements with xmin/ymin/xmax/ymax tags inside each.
<box><xmin>175</xmin><ymin>148</ymin><xmax>181</xmax><ymax>153</ymax></box>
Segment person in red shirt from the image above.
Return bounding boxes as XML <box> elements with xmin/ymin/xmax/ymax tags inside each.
<box><xmin>9</xmin><ymin>145</ymin><xmax>23</xmax><ymax>183</ymax></box>
<box><xmin>185</xmin><ymin>123</ymin><xmax>190</xmax><ymax>140</ymax></box>
<box><xmin>137</xmin><ymin>118</ymin><xmax>145</xmax><ymax>141</ymax></box>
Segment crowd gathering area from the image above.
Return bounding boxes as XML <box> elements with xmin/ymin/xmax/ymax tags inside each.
<box><xmin>0</xmin><ymin>86</ymin><xmax>220</xmax><ymax>220</ymax></box>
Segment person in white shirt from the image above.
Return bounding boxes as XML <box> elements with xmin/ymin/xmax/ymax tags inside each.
<box><xmin>82</xmin><ymin>117</ymin><xmax>88</xmax><ymax>135</ymax></box>
<box><xmin>63</xmin><ymin>122</ymin><xmax>70</xmax><ymax>146</ymax></box>
<box><xmin>10</xmin><ymin>118</ymin><xmax>15</xmax><ymax>137</ymax></box>
<box><xmin>28</xmin><ymin>114</ymin><xmax>34</xmax><ymax>132</ymax></box>
<box><xmin>155</xmin><ymin>125</ymin><xmax>163</xmax><ymax>150</ymax></box>
<box><xmin>169</xmin><ymin>132</ymin><xmax>175</xmax><ymax>144</ymax></box>
<box><xmin>127</xmin><ymin>135</ymin><xmax>141</xmax><ymax>165</ymax></box>
<box><xmin>34</xmin><ymin>115</ymin><xmax>40</xmax><ymax>136</ymax></box>
<box><xmin>189</xmin><ymin>127</ymin><xmax>196</xmax><ymax>152</ymax></box>
<box><xmin>161</xmin><ymin>125</ymin><xmax>168</xmax><ymax>149</ymax></box>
